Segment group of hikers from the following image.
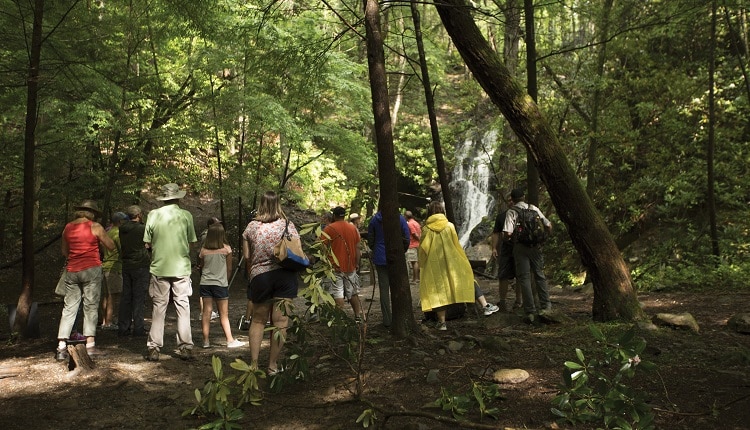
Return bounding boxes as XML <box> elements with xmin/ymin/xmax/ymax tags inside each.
<box><xmin>54</xmin><ymin>183</ymin><xmax>553</xmax><ymax>375</ymax></box>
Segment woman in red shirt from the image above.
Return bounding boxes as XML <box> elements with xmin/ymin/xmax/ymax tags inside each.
<box><xmin>55</xmin><ymin>200</ymin><xmax>115</xmax><ymax>361</ymax></box>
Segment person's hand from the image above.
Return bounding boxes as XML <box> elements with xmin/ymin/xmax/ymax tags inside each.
<box><xmin>491</xmin><ymin>249</ymin><xmax>498</xmax><ymax>258</ymax></box>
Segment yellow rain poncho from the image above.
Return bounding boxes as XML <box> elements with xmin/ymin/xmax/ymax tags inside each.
<box><xmin>418</xmin><ymin>213</ymin><xmax>475</xmax><ymax>311</ymax></box>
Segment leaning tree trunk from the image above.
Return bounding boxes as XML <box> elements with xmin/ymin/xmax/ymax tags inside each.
<box><xmin>363</xmin><ymin>0</ymin><xmax>419</xmax><ymax>336</ymax></box>
<box><xmin>434</xmin><ymin>0</ymin><xmax>644</xmax><ymax>321</ymax></box>
<box><xmin>15</xmin><ymin>0</ymin><xmax>45</xmax><ymax>337</ymax></box>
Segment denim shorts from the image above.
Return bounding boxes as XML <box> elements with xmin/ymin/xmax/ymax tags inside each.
<box><xmin>200</xmin><ymin>285</ymin><xmax>229</xmax><ymax>299</ymax></box>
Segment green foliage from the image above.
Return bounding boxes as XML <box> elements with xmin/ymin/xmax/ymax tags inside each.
<box><xmin>551</xmin><ymin>325</ymin><xmax>656</xmax><ymax>429</ymax></box>
<box><xmin>183</xmin><ymin>356</ymin><xmax>244</xmax><ymax>429</ymax></box>
<box><xmin>355</xmin><ymin>408</ymin><xmax>377</xmax><ymax>428</ymax></box>
<box><xmin>427</xmin><ymin>382</ymin><xmax>503</xmax><ymax>421</ymax></box>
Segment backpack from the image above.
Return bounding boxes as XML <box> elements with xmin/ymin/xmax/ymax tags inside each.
<box><xmin>512</xmin><ymin>206</ymin><xmax>547</xmax><ymax>245</ymax></box>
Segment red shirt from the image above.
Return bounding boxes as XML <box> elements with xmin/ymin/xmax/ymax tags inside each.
<box><xmin>64</xmin><ymin>220</ymin><xmax>102</xmax><ymax>272</ymax></box>
<box><xmin>407</xmin><ymin>218</ymin><xmax>421</xmax><ymax>249</ymax></box>
<box><xmin>322</xmin><ymin>220</ymin><xmax>360</xmax><ymax>273</ymax></box>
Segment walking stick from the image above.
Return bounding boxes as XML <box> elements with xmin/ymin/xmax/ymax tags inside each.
<box><xmin>228</xmin><ymin>254</ymin><xmax>244</xmax><ymax>290</ymax></box>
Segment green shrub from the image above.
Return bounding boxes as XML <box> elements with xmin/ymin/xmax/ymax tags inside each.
<box><xmin>551</xmin><ymin>325</ymin><xmax>656</xmax><ymax>429</ymax></box>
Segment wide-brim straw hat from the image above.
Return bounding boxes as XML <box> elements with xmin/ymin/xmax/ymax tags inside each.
<box><xmin>157</xmin><ymin>183</ymin><xmax>187</xmax><ymax>201</ymax></box>
<box><xmin>75</xmin><ymin>200</ymin><xmax>101</xmax><ymax>216</ymax></box>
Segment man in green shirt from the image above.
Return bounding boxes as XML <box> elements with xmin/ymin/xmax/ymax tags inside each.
<box><xmin>143</xmin><ymin>183</ymin><xmax>197</xmax><ymax>361</ymax></box>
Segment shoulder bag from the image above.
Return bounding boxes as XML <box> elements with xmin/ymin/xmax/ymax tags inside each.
<box><xmin>273</xmin><ymin>219</ymin><xmax>310</xmax><ymax>271</ymax></box>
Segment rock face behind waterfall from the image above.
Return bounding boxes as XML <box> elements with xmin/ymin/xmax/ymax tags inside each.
<box><xmin>450</xmin><ymin>130</ymin><xmax>497</xmax><ymax>248</ymax></box>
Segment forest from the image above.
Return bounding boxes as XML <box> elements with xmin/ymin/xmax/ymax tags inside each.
<box><xmin>1</xmin><ymin>0</ymin><xmax>750</xmax><ymax>429</ymax></box>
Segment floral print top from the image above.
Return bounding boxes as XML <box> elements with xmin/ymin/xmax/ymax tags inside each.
<box><xmin>242</xmin><ymin>218</ymin><xmax>299</xmax><ymax>283</ymax></box>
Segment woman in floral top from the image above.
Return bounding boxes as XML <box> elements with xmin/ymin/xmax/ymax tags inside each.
<box><xmin>242</xmin><ymin>191</ymin><xmax>300</xmax><ymax>375</ymax></box>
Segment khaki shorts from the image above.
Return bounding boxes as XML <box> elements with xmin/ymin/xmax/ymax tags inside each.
<box><xmin>103</xmin><ymin>270</ymin><xmax>123</xmax><ymax>294</ymax></box>
<box><xmin>405</xmin><ymin>247</ymin><xmax>418</xmax><ymax>263</ymax></box>
<box><xmin>323</xmin><ymin>271</ymin><xmax>360</xmax><ymax>300</ymax></box>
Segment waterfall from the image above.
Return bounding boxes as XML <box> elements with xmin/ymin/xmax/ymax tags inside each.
<box><xmin>449</xmin><ymin>130</ymin><xmax>496</xmax><ymax>248</ymax></box>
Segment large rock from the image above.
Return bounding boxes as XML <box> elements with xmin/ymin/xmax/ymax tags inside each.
<box><xmin>492</xmin><ymin>368</ymin><xmax>529</xmax><ymax>384</ymax></box>
<box><xmin>727</xmin><ymin>313</ymin><xmax>750</xmax><ymax>334</ymax></box>
<box><xmin>652</xmin><ymin>312</ymin><xmax>700</xmax><ymax>333</ymax></box>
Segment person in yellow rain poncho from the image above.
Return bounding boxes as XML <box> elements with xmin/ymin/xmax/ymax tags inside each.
<box><xmin>418</xmin><ymin>201</ymin><xmax>475</xmax><ymax>331</ymax></box>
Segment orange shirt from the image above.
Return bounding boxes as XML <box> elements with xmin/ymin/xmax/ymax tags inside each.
<box><xmin>322</xmin><ymin>220</ymin><xmax>360</xmax><ymax>273</ymax></box>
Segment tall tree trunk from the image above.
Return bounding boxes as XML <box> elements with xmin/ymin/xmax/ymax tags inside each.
<box><xmin>15</xmin><ymin>0</ymin><xmax>45</xmax><ymax>336</ymax></box>
<box><xmin>498</xmin><ymin>0</ymin><xmax>522</xmax><ymax>199</ymax></box>
<box><xmin>210</xmin><ymin>74</ymin><xmax>226</xmax><ymax>223</ymax></box>
<box><xmin>524</xmin><ymin>0</ymin><xmax>539</xmax><ymax>205</ymax></box>
<box><xmin>410</xmin><ymin>1</ymin><xmax>455</xmax><ymax>224</ymax></box>
<box><xmin>586</xmin><ymin>0</ymin><xmax>614</xmax><ymax>198</ymax></box>
<box><xmin>708</xmin><ymin>0</ymin><xmax>719</xmax><ymax>258</ymax></box>
<box><xmin>434</xmin><ymin>0</ymin><xmax>644</xmax><ymax>321</ymax></box>
<box><xmin>364</xmin><ymin>0</ymin><xmax>418</xmax><ymax>337</ymax></box>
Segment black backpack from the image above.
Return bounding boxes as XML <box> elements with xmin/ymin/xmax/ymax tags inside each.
<box><xmin>512</xmin><ymin>206</ymin><xmax>547</xmax><ymax>245</ymax></box>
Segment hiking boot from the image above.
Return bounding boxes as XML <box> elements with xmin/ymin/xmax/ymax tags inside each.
<box><xmin>177</xmin><ymin>346</ymin><xmax>194</xmax><ymax>361</ymax></box>
<box><xmin>144</xmin><ymin>347</ymin><xmax>159</xmax><ymax>362</ymax></box>
<box><xmin>524</xmin><ymin>313</ymin><xmax>536</xmax><ymax>324</ymax></box>
<box><xmin>483</xmin><ymin>303</ymin><xmax>500</xmax><ymax>316</ymax></box>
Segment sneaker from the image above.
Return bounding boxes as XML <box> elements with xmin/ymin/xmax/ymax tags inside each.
<box><xmin>524</xmin><ymin>313</ymin><xmax>536</xmax><ymax>324</ymax></box>
<box><xmin>436</xmin><ymin>321</ymin><xmax>447</xmax><ymax>331</ymax></box>
<box><xmin>226</xmin><ymin>339</ymin><xmax>245</xmax><ymax>348</ymax></box>
<box><xmin>145</xmin><ymin>347</ymin><xmax>159</xmax><ymax>362</ymax></box>
<box><xmin>483</xmin><ymin>303</ymin><xmax>500</xmax><ymax>316</ymax></box>
<box><xmin>266</xmin><ymin>365</ymin><xmax>284</xmax><ymax>376</ymax></box>
<box><xmin>202</xmin><ymin>343</ymin><xmax>211</xmax><ymax>349</ymax></box>
<box><xmin>210</xmin><ymin>311</ymin><xmax>219</xmax><ymax>321</ymax></box>
<box><xmin>538</xmin><ymin>307</ymin><xmax>552</xmax><ymax>317</ymax></box>
<box><xmin>55</xmin><ymin>347</ymin><xmax>69</xmax><ymax>361</ymax></box>
<box><xmin>177</xmin><ymin>346</ymin><xmax>194</xmax><ymax>361</ymax></box>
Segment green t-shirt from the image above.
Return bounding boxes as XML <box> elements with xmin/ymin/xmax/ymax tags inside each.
<box><xmin>101</xmin><ymin>226</ymin><xmax>122</xmax><ymax>273</ymax></box>
<box><xmin>143</xmin><ymin>204</ymin><xmax>197</xmax><ymax>277</ymax></box>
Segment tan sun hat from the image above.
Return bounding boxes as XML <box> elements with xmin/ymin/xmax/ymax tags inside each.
<box><xmin>74</xmin><ymin>200</ymin><xmax>101</xmax><ymax>216</ymax></box>
<box><xmin>348</xmin><ymin>213</ymin><xmax>361</xmax><ymax>221</ymax></box>
<box><xmin>157</xmin><ymin>183</ymin><xmax>187</xmax><ymax>201</ymax></box>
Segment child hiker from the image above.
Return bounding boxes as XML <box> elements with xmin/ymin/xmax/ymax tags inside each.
<box><xmin>198</xmin><ymin>221</ymin><xmax>245</xmax><ymax>348</ymax></box>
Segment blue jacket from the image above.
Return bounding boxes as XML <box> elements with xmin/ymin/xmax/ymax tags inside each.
<box><xmin>367</xmin><ymin>211</ymin><xmax>410</xmax><ymax>266</ymax></box>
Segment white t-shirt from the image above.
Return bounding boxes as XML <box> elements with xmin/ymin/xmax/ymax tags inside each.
<box><xmin>502</xmin><ymin>202</ymin><xmax>551</xmax><ymax>235</ymax></box>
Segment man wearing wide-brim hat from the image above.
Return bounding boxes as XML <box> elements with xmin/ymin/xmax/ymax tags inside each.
<box><xmin>143</xmin><ymin>183</ymin><xmax>197</xmax><ymax>361</ymax></box>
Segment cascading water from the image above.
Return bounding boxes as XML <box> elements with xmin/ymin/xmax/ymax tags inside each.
<box><xmin>450</xmin><ymin>130</ymin><xmax>497</xmax><ymax>248</ymax></box>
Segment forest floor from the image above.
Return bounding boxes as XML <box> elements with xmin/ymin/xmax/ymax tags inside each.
<box><xmin>1</xmin><ymin>262</ymin><xmax>750</xmax><ymax>430</ymax></box>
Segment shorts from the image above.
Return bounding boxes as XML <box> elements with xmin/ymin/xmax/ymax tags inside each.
<box><xmin>322</xmin><ymin>271</ymin><xmax>360</xmax><ymax>300</ymax></box>
<box><xmin>247</xmin><ymin>269</ymin><xmax>299</xmax><ymax>303</ymax></box>
<box><xmin>497</xmin><ymin>242</ymin><xmax>515</xmax><ymax>280</ymax></box>
<box><xmin>200</xmin><ymin>285</ymin><xmax>229</xmax><ymax>299</ymax></box>
<box><xmin>103</xmin><ymin>270</ymin><xmax>123</xmax><ymax>294</ymax></box>
<box><xmin>405</xmin><ymin>247</ymin><xmax>418</xmax><ymax>263</ymax></box>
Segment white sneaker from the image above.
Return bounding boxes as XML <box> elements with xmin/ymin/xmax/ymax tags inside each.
<box><xmin>210</xmin><ymin>311</ymin><xmax>219</xmax><ymax>321</ymax></box>
<box><xmin>227</xmin><ymin>339</ymin><xmax>246</xmax><ymax>348</ymax></box>
<box><xmin>483</xmin><ymin>303</ymin><xmax>500</xmax><ymax>316</ymax></box>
